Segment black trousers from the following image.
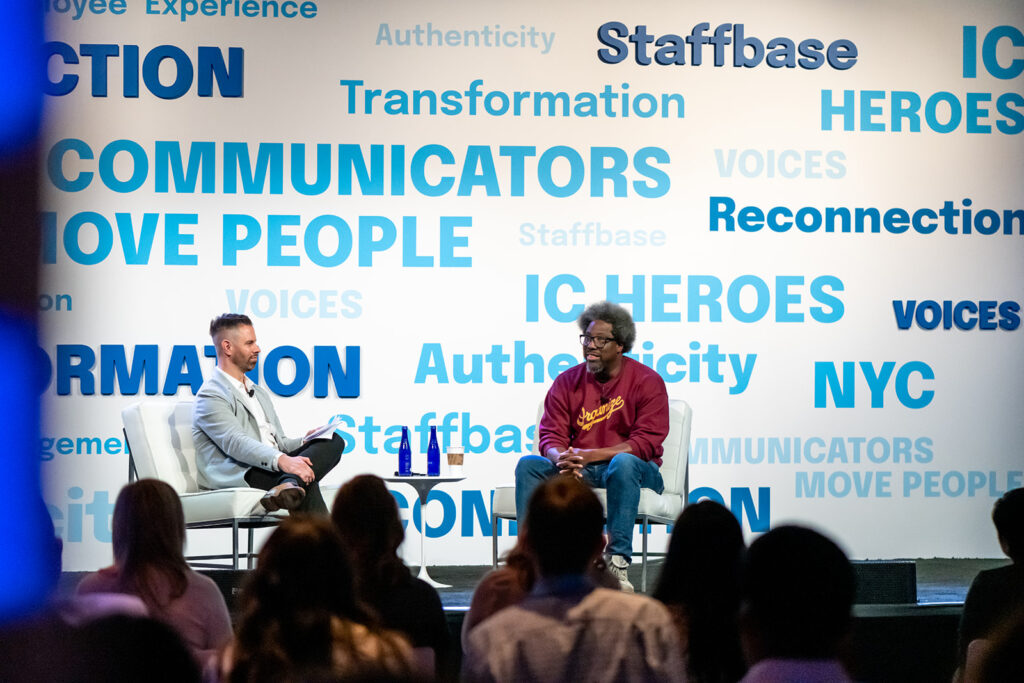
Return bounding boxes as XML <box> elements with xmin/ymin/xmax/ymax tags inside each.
<box><xmin>244</xmin><ymin>433</ymin><xmax>344</xmax><ymax>515</ymax></box>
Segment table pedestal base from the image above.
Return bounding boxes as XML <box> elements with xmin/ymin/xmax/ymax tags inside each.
<box><xmin>384</xmin><ymin>476</ymin><xmax>465</xmax><ymax>590</ymax></box>
<box><xmin>416</xmin><ymin>563</ymin><xmax>450</xmax><ymax>588</ymax></box>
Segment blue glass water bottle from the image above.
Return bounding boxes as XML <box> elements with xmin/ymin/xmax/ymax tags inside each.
<box><xmin>427</xmin><ymin>425</ymin><xmax>441</xmax><ymax>476</ymax></box>
<box><xmin>399</xmin><ymin>426</ymin><xmax>412</xmax><ymax>476</ymax></box>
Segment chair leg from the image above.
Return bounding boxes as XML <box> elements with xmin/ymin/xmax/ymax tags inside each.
<box><xmin>124</xmin><ymin>429</ymin><xmax>139</xmax><ymax>483</ymax></box>
<box><xmin>232</xmin><ymin>519</ymin><xmax>240</xmax><ymax>570</ymax></box>
<box><xmin>641</xmin><ymin>517</ymin><xmax>649</xmax><ymax>593</ymax></box>
<box><xmin>491</xmin><ymin>514</ymin><xmax>498</xmax><ymax>569</ymax></box>
<box><xmin>247</xmin><ymin>526</ymin><xmax>255</xmax><ymax>569</ymax></box>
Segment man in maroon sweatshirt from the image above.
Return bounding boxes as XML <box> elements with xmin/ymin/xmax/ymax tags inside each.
<box><xmin>515</xmin><ymin>301</ymin><xmax>670</xmax><ymax>592</ymax></box>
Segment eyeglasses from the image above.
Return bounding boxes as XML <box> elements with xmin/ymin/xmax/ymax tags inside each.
<box><xmin>580</xmin><ymin>334</ymin><xmax>617</xmax><ymax>349</ymax></box>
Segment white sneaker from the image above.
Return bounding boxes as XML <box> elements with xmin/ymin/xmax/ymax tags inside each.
<box><xmin>608</xmin><ymin>555</ymin><xmax>634</xmax><ymax>593</ymax></box>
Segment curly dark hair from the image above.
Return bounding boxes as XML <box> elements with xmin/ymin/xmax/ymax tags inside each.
<box><xmin>577</xmin><ymin>301</ymin><xmax>637</xmax><ymax>352</ymax></box>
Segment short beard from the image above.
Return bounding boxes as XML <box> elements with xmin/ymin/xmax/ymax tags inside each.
<box><xmin>586</xmin><ymin>359</ymin><xmax>610</xmax><ymax>381</ymax></box>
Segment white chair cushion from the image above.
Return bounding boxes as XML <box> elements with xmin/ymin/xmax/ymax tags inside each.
<box><xmin>179</xmin><ymin>488</ymin><xmax>284</xmax><ymax>524</ymax></box>
<box><xmin>122</xmin><ymin>401</ymin><xmax>281</xmax><ymax>524</ymax></box>
<box><xmin>493</xmin><ymin>484</ymin><xmax>516</xmax><ymax>517</ymax></box>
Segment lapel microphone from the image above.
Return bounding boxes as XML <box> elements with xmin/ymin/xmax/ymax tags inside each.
<box><xmin>247</xmin><ymin>387</ymin><xmax>255</xmax><ymax>398</ymax></box>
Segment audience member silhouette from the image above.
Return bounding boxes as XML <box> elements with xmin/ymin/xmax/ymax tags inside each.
<box><xmin>0</xmin><ymin>611</ymin><xmax>200</xmax><ymax>683</ymax></box>
<box><xmin>738</xmin><ymin>525</ymin><xmax>856</xmax><ymax>683</ymax></box>
<box><xmin>971</xmin><ymin>606</ymin><xmax>1024</xmax><ymax>683</ymax></box>
<box><xmin>0</xmin><ymin>500</ymin><xmax>166</xmax><ymax>682</ymax></box>
<box><xmin>461</xmin><ymin>542</ymin><xmax>536</xmax><ymax>649</ymax></box>
<box><xmin>654</xmin><ymin>500</ymin><xmax>747</xmax><ymax>683</ymax></box>
<box><xmin>76</xmin><ymin>613</ymin><xmax>202</xmax><ymax>682</ymax></box>
<box><xmin>955</xmin><ymin>487</ymin><xmax>1024</xmax><ymax>682</ymax></box>
<box><xmin>463</xmin><ymin>476</ymin><xmax>684</xmax><ymax>683</ymax></box>
<box><xmin>222</xmin><ymin>515</ymin><xmax>414</xmax><ymax>682</ymax></box>
<box><xmin>331</xmin><ymin>474</ymin><xmax>452</xmax><ymax>680</ymax></box>
<box><xmin>76</xmin><ymin>479</ymin><xmax>232</xmax><ymax>665</ymax></box>
<box><xmin>462</xmin><ymin>538</ymin><xmax>618</xmax><ymax>650</ymax></box>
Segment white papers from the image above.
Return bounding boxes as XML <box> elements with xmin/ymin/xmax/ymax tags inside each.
<box><xmin>302</xmin><ymin>416</ymin><xmax>343</xmax><ymax>443</ymax></box>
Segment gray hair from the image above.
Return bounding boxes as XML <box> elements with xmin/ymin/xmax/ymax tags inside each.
<box><xmin>577</xmin><ymin>301</ymin><xmax>636</xmax><ymax>352</ymax></box>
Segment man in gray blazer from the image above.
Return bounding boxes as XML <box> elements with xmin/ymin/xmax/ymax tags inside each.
<box><xmin>192</xmin><ymin>313</ymin><xmax>343</xmax><ymax>514</ymax></box>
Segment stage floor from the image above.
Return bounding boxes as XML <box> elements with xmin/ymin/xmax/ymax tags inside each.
<box><xmin>57</xmin><ymin>557</ymin><xmax>1008</xmax><ymax>609</ymax></box>
<box><xmin>913</xmin><ymin>557</ymin><xmax>1007</xmax><ymax>603</ymax></box>
<box><xmin>393</xmin><ymin>557</ymin><xmax>1010</xmax><ymax>611</ymax></box>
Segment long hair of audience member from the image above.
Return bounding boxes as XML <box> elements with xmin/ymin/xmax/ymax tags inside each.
<box><xmin>331</xmin><ymin>474</ymin><xmax>456</xmax><ymax>681</ymax></box>
<box><xmin>654</xmin><ymin>500</ymin><xmax>747</xmax><ymax>683</ymax></box>
<box><xmin>229</xmin><ymin>516</ymin><xmax>408</xmax><ymax>682</ymax></box>
<box><xmin>109</xmin><ymin>479</ymin><xmax>190</xmax><ymax>617</ymax></box>
<box><xmin>331</xmin><ymin>474</ymin><xmax>410</xmax><ymax>599</ymax></box>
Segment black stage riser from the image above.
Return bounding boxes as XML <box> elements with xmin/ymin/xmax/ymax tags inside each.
<box><xmin>852</xmin><ymin>560</ymin><xmax>917</xmax><ymax>604</ymax></box>
<box><xmin>61</xmin><ymin>560</ymin><xmax>919</xmax><ymax>611</ymax></box>
<box><xmin>200</xmin><ymin>568</ymin><xmax>251</xmax><ymax>613</ymax></box>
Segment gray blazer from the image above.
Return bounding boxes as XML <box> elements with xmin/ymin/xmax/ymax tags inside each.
<box><xmin>192</xmin><ymin>370</ymin><xmax>302</xmax><ymax>489</ymax></box>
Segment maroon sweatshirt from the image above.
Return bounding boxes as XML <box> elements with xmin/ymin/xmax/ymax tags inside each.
<box><xmin>537</xmin><ymin>356</ymin><xmax>670</xmax><ymax>466</ymax></box>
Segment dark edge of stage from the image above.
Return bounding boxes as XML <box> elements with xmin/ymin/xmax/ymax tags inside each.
<box><xmin>56</xmin><ymin>558</ymin><xmax>1008</xmax><ymax>683</ymax></box>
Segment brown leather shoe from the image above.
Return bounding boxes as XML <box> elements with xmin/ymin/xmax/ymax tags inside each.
<box><xmin>260</xmin><ymin>482</ymin><xmax>305</xmax><ymax>512</ymax></box>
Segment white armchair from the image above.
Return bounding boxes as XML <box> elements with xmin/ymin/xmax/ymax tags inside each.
<box><xmin>490</xmin><ymin>399</ymin><xmax>692</xmax><ymax>592</ymax></box>
<box><xmin>121</xmin><ymin>401</ymin><xmax>285</xmax><ymax>569</ymax></box>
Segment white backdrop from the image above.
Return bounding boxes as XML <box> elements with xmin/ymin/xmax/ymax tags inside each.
<box><xmin>39</xmin><ymin>0</ymin><xmax>1024</xmax><ymax>570</ymax></box>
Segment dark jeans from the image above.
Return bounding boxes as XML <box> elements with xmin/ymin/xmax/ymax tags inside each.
<box><xmin>244</xmin><ymin>433</ymin><xmax>344</xmax><ymax>515</ymax></box>
<box><xmin>514</xmin><ymin>452</ymin><xmax>663</xmax><ymax>560</ymax></box>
